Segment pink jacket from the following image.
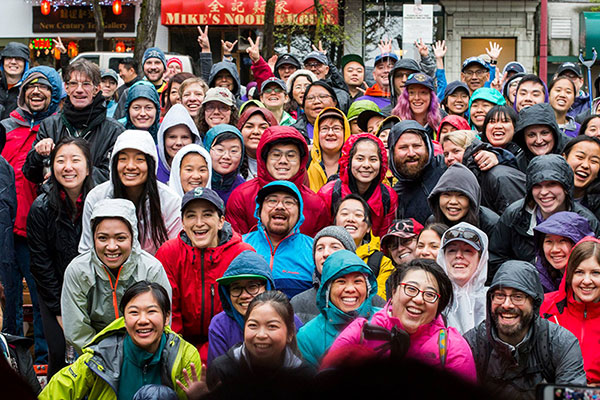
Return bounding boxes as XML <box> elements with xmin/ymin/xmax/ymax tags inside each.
<box><xmin>328</xmin><ymin>302</ymin><xmax>477</xmax><ymax>382</ymax></box>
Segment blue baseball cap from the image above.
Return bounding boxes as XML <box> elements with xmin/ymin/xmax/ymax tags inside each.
<box><xmin>374</xmin><ymin>52</ymin><xmax>399</xmax><ymax>66</ymax></box>
<box><xmin>404</xmin><ymin>72</ymin><xmax>435</xmax><ymax>91</ymax></box>
<box><xmin>461</xmin><ymin>56</ymin><xmax>489</xmax><ymax>72</ymax></box>
<box><xmin>181</xmin><ymin>187</ymin><xmax>225</xmax><ymax>216</ymax></box>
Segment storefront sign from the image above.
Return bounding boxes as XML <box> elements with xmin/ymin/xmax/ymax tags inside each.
<box><xmin>32</xmin><ymin>6</ymin><xmax>135</xmax><ymax>33</ymax></box>
<box><xmin>161</xmin><ymin>0</ymin><xmax>338</xmax><ymax>26</ymax></box>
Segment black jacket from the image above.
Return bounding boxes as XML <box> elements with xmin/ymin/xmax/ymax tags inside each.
<box><xmin>464</xmin><ymin>261</ymin><xmax>586</xmax><ymax>400</ymax></box>
<box><xmin>488</xmin><ymin>154</ymin><xmax>600</xmax><ymax>281</ymax></box>
<box><xmin>26</xmin><ymin>191</ymin><xmax>82</xmax><ymax>316</ymax></box>
<box><xmin>0</xmin><ymin>156</ymin><xmax>16</xmax><ymax>285</ymax></box>
<box><xmin>23</xmin><ymin>109</ymin><xmax>124</xmax><ymax>184</ymax></box>
<box><xmin>2</xmin><ymin>334</ymin><xmax>41</xmax><ymax>394</ymax></box>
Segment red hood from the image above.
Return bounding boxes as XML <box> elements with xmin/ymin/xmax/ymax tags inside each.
<box><xmin>364</xmin><ymin>83</ymin><xmax>390</xmax><ymax>98</ymax></box>
<box><xmin>237</xmin><ymin>107</ymin><xmax>279</xmax><ymax>129</ymax></box>
<box><xmin>256</xmin><ymin>125</ymin><xmax>309</xmax><ymax>187</ymax></box>
<box><xmin>339</xmin><ymin>133</ymin><xmax>388</xmax><ymax>185</ymax></box>
<box><xmin>436</xmin><ymin>115</ymin><xmax>470</xmax><ymax>138</ymax></box>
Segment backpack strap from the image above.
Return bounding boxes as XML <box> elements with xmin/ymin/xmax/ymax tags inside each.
<box><xmin>366</xmin><ymin>250</ymin><xmax>384</xmax><ymax>277</ymax></box>
<box><xmin>330</xmin><ymin>179</ymin><xmax>343</xmax><ymax>216</ymax></box>
<box><xmin>438</xmin><ymin>328</ymin><xmax>447</xmax><ymax>368</ymax></box>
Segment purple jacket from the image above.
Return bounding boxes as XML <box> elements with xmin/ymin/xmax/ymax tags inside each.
<box><xmin>157</xmin><ymin>156</ymin><xmax>170</xmax><ymax>183</ymax></box>
<box><xmin>214</xmin><ymin>174</ymin><xmax>246</xmax><ymax>205</ymax></box>
<box><xmin>354</xmin><ymin>94</ymin><xmax>391</xmax><ymax>110</ymax></box>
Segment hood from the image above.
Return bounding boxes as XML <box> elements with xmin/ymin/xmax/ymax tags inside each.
<box><xmin>124</xmin><ymin>81</ymin><xmax>161</xmax><ymax>138</ymax></box>
<box><xmin>487</xmin><ymin>260</ymin><xmax>544</xmax><ymax>318</ymax></box>
<box><xmin>256</xmin><ymin>126</ymin><xmax>309</xmax><ymax>187</ymax></box>
<box><xmin>237</xmin><ymin>107</ymin><xmax>278</xmax><ymax>130</ymax></box>
<box><xmin>514</xmin><ymin>103</ymin><xmax>566</xmax><ymax>159</ymax></box>
<box><xmin>217</xmin><ymin>250</ymin><xmax>275</xmax><ymax>329</ymax></box>
<box><xmin>468</xmin><ymin>88</ymin><xmax>505</xmax><ymax>129</ymax></box>
<box><xmin>156</xmin><ymin>103</ymin><xmax>201</xmax><ymax>174</ymax></box>
<box><xmin>168</xmin><ymin>143</ymin><xmax>212</xmax><ymax>197</ymax></box>
<box><xmin>110</xmin><ymin>129</ymin><xmax>159</xmax><ymax>179</ymax></box>
<box><xmin>0</xmin><ymin>42</ymin><xmax>29</xmax><ymax>79</ymax></box>
<box><xmin>388</xmin><ymin>120</ymin><xmax>433</xmax><ymax>181</ymax></box>
<box><xmin>428</xmin><ymin>163</ymin><xmax>481</xmax><ymax>217</ymax></box>
<box><xmin>316</xmin><ymin>249</ymin><xmax>378</xmax><ymax>321</ymax></box>
<box><xmin>274</xmin><ymin>53</ymin><xmax>302</xmax><ymax>78</ymax></box>
<box><xmin>525</xmin><ymin>154</ymin><xmax>574</xmax><ymax>208</ymax></box>
<box><xmin>203</xmin><ymin>124</ymin><xmax>244</xmax><ymax>190</ymax></box>
<box><xmin>312</xmin><ymin>107</ymin><xmax>351</xmax><ymax>165</ymax></box>
<box><xmin>208</xmin><ymin>61</ymin><xmax>241</xmax><ymax>97</ymax></box>
<box><xmin>437</xmin><ymin>115</ymin><xmax>470</xmax><ymax>138</ymax></box>
<box><xmin>16</xmin><ymin>66</ymin><xmax>62</xmax><ymax>120</ymax></box>
<box><xmin>389</xmin><ymin>58</ymin><xmax>421</xmax><ymax>108</ymax></box>
<box><xmin>89</xmin><ymin>198</ymin><xmax>142</xmax><ymax>256</ymax></box>
<box><xmin>254</xmin><ymin>180</ymin><xmax>305</xmax><ymax>235</ymax></box>
<box><xmin>339</xmin><ymin>132</ymin><xmax>387</xmax><ymax>186</ymax></box>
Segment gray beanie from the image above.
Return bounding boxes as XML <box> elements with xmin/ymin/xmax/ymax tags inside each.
<box><xmin>313</xmin><ymin>226</ymin><xmax>356</xmax><ymax>257</ymax></box>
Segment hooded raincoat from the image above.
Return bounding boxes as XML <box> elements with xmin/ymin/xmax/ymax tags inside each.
<box><xmin>489</xmin><ymin>154</ymin><xmax>600</xmax><ymax>280</ymax></box>
<box><xmin>297</xmin><ymin>250</ymin><xmax>379</xmax><ymax>367</ymax></box>
<box><xmin>307</xmin><ymin>107</ymin><xmax>351</xmax><ymax>193</ymax></box>
<box><xmin>427</xmin><ymin>163</ymin><xmax>499</xmax><ymax>240</ymax></box>
<box><xmin>226</xmin><ymin>126</ymin><xmax>330</xmax><ymax>236</ymax></box>
<box><xmin>61</xmin><ymin>198</ymin><xmax>172</xmax><ymax>354</ymax></box>
<box><xmin>78</xmin><ymin>130</ymin><xmax>182</xmax><ymax>255</ymax></box>
<box><xmin>0</xmin><ymin>42</ymin><xmax>29</xmax><ymax>120</ymax></box>
<box><xmin>203</xmin><ymin>124</ymin><xmax>246</xmax><ymax>205</ymax></box>
<box><xmin>156</xmin><ymin>104</ymin><xmax>202</xmax><ymax>183</ymax></box>
<box><xmin>465</xmin><ymin>261</ymin><xmax>586</xmax><ymax>399</ymax></box>
<box><xmin>541</xmin><ymin>237</ymin><xmax>600</xmax><ymax>384</ymax></box>
<box><xmin>208</xmin><ymin>62</ymin><xmax>242</xmax><ymax>105</ymax></box>
<box><xmin>39</xmin><ymin>318</ymin><xmax>201</xmax><ymax>400</ymax></box>
<box><xmin>319</xmin><ymin>133</ymin><xmax>398</xmax><ymax>238</ymax></box>
<box><xmin>121</xmin><ymin>81</ymin><xmax>161</xmax><ymax>142</ymax></box>
<box><xmin>436</xmin><ymin>222</ymin><xmax>489</xmax><ymax>334</ymax></box>
<box><xmin>167</xmin><ymin>144</ymin><xmax>212</xmax><ymax>197</ymax></box>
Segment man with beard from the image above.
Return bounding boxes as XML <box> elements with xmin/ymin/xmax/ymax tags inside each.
<box><xmin>465</xmin><ymin>261</ymin><xmax>586</xmax><ymax>400</ymax></box>
<box><xmin>242</xmin><ymin>180</ymin><xmax>314</xmax><ymax>299</ymax></box>
<box><xmin>388</xmin><ymin>120</ymin><xmax>446</xmax><ymax>224</ymax></box>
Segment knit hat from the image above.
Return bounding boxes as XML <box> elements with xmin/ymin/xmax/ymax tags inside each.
<box><xmin>313</xmin><ymin>226</ymin><xmax>356</xmax><ymax>257</ymax></box>
<box><xmin>286</xmin><ymin>69</ymin><xmax>318</xmax><ymax>95</ymax></box>
<box><xmin>142</xmin><ymin>47</ymin><xmax>166</xmax><ymax>69</ymax></box>
<box><xmin>167</xmin><ymin>57</ymin><xmax>183</xmax><ymax>71</ymax></box>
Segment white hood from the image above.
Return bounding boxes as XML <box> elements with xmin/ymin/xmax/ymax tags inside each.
<box><xmin>110</xmin><ymin>129</ymin><xmax>159</xmax><ymax>176</ymax></box>
<box><xmin>436</xmin><ymin>222</ymin><xmax>489</xmax><ymax>334</ymax></box>
<box><xmin>168</xmin><ymin>143</ymin><xmax>212</xmax><ymax>197</ymax></box>
<box><xmin>156</xmin><ymin>104</ymin><xmax>202</xmax><ymax>175</ymax></box>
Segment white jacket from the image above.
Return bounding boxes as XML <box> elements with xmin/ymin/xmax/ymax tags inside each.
<box><xmin>168</xmin><ymin>143</ymin><xmax>212</xmax><ymax>197</ymax></box>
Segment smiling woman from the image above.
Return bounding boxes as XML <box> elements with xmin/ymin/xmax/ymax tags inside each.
<box><xmin>123</xmin><ymin>81</ymin><xmax>161</xmax><ymax>142</ymax></box>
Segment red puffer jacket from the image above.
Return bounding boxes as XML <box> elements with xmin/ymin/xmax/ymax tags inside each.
<box><xmin>226</xmin><ymin>125</ymin><xmax>330</xmax><ymax>236</ymax></box>
<box><xmin>1</xmin><ymin>110</ymin><xmax>40</xmax><ymax>237</ymax></box>
<box><xmin>540</xmin><ymin>237</ymin><xmax>600</xmax><ymax>384</ymax></box>
<box><xmin>155</xmin><ymin>223</ymin><xmax>254</xmax><ymax>353</ymax></box>
<box><xmin>318</xmin><ymin>133</ymin><xmax>398</xmax><ymax>238</ymax></box>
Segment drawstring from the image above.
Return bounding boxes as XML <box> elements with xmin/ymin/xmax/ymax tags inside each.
<box><xmin>102</xmin><ymin>265</ymin><xmax>123</xmax><ymax>320</ymax></box>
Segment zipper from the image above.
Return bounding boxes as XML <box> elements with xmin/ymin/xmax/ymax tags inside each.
<box><xmin>200</xmin><ymin>249</ymin><xmax>205</xmax><ymax>335</ymax></box>
<box><xmin>210</xmin><ymin>284</ymin><xmax>215</xmax><ymax>318</ymax></box>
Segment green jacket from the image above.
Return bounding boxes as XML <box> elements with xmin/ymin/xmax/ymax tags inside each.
<box><xmin>39</xmin><ymin>318</ymin><xmax>201</xmax><ymax>400</ymax></box>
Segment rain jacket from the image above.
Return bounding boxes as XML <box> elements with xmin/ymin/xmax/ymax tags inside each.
<box><xmin>319</xmin><ymin>133</ymin><xmax>398</xmax><ymax>238</ymax></box>
<box><xmin>208</xmin><ymin>62</ymin><xmax>242</xmax><ymax>105</ymax></box>
<box><xmin>464</xmin><ymin>261</ymin><xmax>587</xmax><ymax>399</ymax></box>
<box><xmin>389</xmin><ymin>120</ymin><xmax>446</xmax><ymax>224</ymax></box>
<box><xmin>297</xmin><ymin>250</ymin><xmax>379</xmax><ymax>367</ymax></box>
<box><xmin>203</xmin><ymin>124</ymin><xmax>245</xmax><ymax>205</ymax></box>
<box><xmin>437</xmin><ymin>115</ymin><xmax>470</xmax><ymax>138</ymax></box>
<box><xmin>207</xmin><ymin>251</ymin><xmax>275</xmax><ymax>366</ymax></box>
<box><xmin>61</xmin><ymin>198</ymin><xmax>172</xmax><ymax>354</ymax></box>
<box><xmin>154</xmin><ymin>222</ymin><xmax>254</xmax><ymax>350</ymax></box>
<box><xmin>0</xmin><ymin>333</ymin><xmax>40</xmax><ymax>394</ymax></box>
<box><xmin>167</xmin><ymin>143</ymin><xmax>212</xmax><ymax>197</ymax></box>
<box><xmin>355</xmin><ymin>233</ymin><xmax>394</xmax><ymax>300</ymax></box>
<box><xmin>0</xmin><ymin>42</ymin><xmax>29</xmax><ymax>120</ymax></box>
<box><xmin>78</xmin><ymin>130</ymin><xmax>183</xmax><ymax>255</ymax></box>
<box><xmin>489</xmin><ymin>154</ymin><xmax>600</xmax><ymax>281</ymax></box>
<box><xmin>533</xmin><ymin>212</ymin><xmax>594</xmax><ymax>293</ymax></box>
<box><xmin>436</xmin><ymin>222</ymin><xmax>489</xmax><ymax>334</ymax></box>
<box><xmin>307</xmin><ymin>107</ymin><xmax>351</xmax><ymax>192</ymax></box>
<box><xmin>0</xmin><ymin>157</ymin><xmax>16</xmax><ymax>306</ymax></box>
<box><xmin>541</xmin><ymin>236</ymin><xmax>600</xmax><ymax>384</ymax></box>
<box><xmin>427</xmin><ymin>163</ymin><xmax>499</xmax><ymax>240</ymax></box>
<box><xmin>226</xmin><ymin>126</ymin><xmax>330</xmax><ymax>236</ymax></box>
<box><xmin>243</xmin><ymin>181</ymin><xmax>315</xmax><ymax>298</ymax></box>
<box><xmin>355</xmin><ymin>84</ymin><xmax>391</xmax><ymax>110</ymax></box>
<box><xmin>329</xmin><ymin>302</ymin><xmax>477</xmax><ymax>382</ymax></box>
<box><xmin>513</xmin><ymin>103</ymin><xmax>570</xmax><ymax>172</ymax></box>
<box><xmin>121</xmin><ymin>81</ymin><xmax>161</xmax><ymax>142</ymax></box>
<box><xmin>39</xmin><ymin>318</ymin><xmax>201</xmax><ymax>400</ymax></box>
<box><xmin>1</xmin><ymin>66</ymin><xmax>62</xmax><ymax>237</ymax></box>
<box><xmin>156</xmin><ymin>104</ymin><xmax>202</xmax><ymax>183</ymax></box>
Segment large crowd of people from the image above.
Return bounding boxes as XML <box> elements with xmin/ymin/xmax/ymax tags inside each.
<box><xmin>0</xmin><ymin>29</ymin><xmax>599</xmax><ymax>399</ymax></box>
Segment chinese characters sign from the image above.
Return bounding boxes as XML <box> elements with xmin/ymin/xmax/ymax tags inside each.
<box><xmin>161</xmin><ymin>0</ymin><xmax>338</xmax><ymax>26</ymax></box>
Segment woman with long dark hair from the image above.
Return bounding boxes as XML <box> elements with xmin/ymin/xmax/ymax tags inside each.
<box><xmin>27</xmin><ymin>137</ymin><xmax>93</xmax><ymax>377</ymax></box>
<box><xmin>78</xmin><ymin>130</ymin><xmax>182</xmax><ymax>255</ymax></box>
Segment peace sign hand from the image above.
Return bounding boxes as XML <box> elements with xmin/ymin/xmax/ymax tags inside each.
<box><xmin>197</xmin><ymin>26</ymin><xmax>210</xmax><ymax>52</ymax></box>
<box><xmin>246</xmin><ymin>36</ymin><xmax>261</xmax><ymax>63</ymax></box>
<box><xmin>54</xmin><ymin>36</ymin><xmax>66</xmax><ymax>54</ymax></box>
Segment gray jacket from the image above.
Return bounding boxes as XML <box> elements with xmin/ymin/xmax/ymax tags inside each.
<box><xmin>464</xmin><ymin>260</ymin><xmax>586</xmax><ymax>400</ymax></box>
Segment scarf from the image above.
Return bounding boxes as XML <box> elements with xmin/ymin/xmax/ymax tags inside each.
<box><xmin>62</xmin><ymin>92</ymin><xmax>107</xmax><ymax>132</ymax></box>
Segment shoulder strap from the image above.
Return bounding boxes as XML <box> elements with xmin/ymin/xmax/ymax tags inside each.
<box><xmin>380</xmin><ymin>183</ymin><xmax>390</xmax><ymax>216</ymax></box>
<box><xmin>438</xmin><ymin>328</ymin><xmax>447</xmax><ymax>368</ymax></box>
<box><xmin>367</xmin><ymin>250</ymin><xmax>384</xmax><ymax>277</ymax></box>
<box><xmin>330</xmin><ymin>179</ymin><xmax>343</xmax><ymax>216</ymax></box>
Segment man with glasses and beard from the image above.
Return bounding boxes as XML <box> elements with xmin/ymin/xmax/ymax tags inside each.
<box><xmin>464</xmin><ymin>260</ymin><xmax>586</xmax><ymax>400</ymax></box>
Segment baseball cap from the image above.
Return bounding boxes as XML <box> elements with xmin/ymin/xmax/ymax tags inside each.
<box><xmin>341</xmin><ymin>54</ymin><xmax>365</xmax><ymax>70</ymax></box>
<box><xmin>347</xmin><ymin>100</ymin><xmax>379</xmax><ymax>122</ymax></box>
<box><xmin>101</xmin><ymin>68</ymin><xmax>119</xmax><ymax>84</ymax></box>
<box><xmin>181</xmin><ymin>187</ymin><xmax>225</xmax><ymax>215</ymax></box>
<box><xmin>381</xmin><ymin>219</ymin><xmax>424</xmax><ymax>255</ymax></box>
<box><xmin>404</xmin><ymin>72</ymin><xmax>435</xmax><ymax>91</ymax></box>
<box><xmin>25</xmin><ymin>76</ymin><xmax>51</xmax><ymax>89</ymax></box>
<box><xmin>502</xmin><ymin>61</ymin><xmax>526</xmax><ymax>75</ymax></box>
<box><xmin>556</xmin><ymin>62</ymin><xmax>582</xmax><ymax>78</ymax></box>
<box><xmin>317</xmin><ymin>108</ymin><xmax>345</xmax><ymax>124</ymax></box>
<box><xmin>256</xmin><ymin>181</ymin><xmax>300</xmax><ymax>206</ymax></box>
<box><xmin>260</xmin><ymin>77</ymin><xmax>287</xmax><ymax>94</ymax></box>
<box><xmin>442</xmin><ymin>226</ymin><xmax>482</xmax><ymax>252</ymax></box>
<box><xmin>374</xmin><ymin>52</ymin><xmax>399</xmax><ymax>66</ymax></box>
<box><xmin>303</xmin><ymin>51</ymin><xmax>328</xmax><ymax>65</ymax></box>
<box><xmin>461</xmin><ymin>56</ymin><xmax>489</xmax><ymax>72</ymax></box>
<box><xmin>442</xmin><ymin>81</ymin><xmax>470</xmax><ymax>101</ymax></box>
<box><xmin>203</xmin><ymin>87</ymin><xmax>235</xmax><ymax>107</ymax></box>
<box><xmin>357</xmin><ymin>109</ymin><xmax>386</xmax><ymax>132</ymax></box>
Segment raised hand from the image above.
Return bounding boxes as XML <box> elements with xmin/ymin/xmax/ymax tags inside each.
<box><xmin>197</xmin><ymin>26</ymin><xmax>210</xmax><ymax>52</ymax></box>
<box><xmin>378</xmin><ymin>37</ymin><xmax>393</xmax><ymax>54</ymax></box>
<box><xmin>54</xmin><ymin>36</ymin><xmax>66</xmax><ymax>54</ymax></box>
<box><xmin>486</xmin><ymin>41</ymin><xmax>503</xmax><ymax>61</ymax></box>
<box><xmin>267</xmin><ymin>54</ymin><xmax>278</xmax><ymax>72</ymax></box>
<box><xmin>246</xmin><ymin>36</ymin><xmax>261</xmax><ymax>63</ymax></box>
<box><xmin>222</xmin><ymin>39</ymin><xmax>238</xmax><ymax>55</ymax></box>
<box><xmin>176</xmin><ymin>363</ymin><xmax>208</xmax><ymax>400</ymax></box>
<box><xmin>414</xmin><ymin>38</ymin><xmax>429</xmax><ymax>58</ymax></box>
<box><xmin>432</xmin><ymin>40</ymin><xmax>447</xmax><ymax>59</ymax></box>
<box><xmin>311</xmin><ymin>40</ymin><xmax>327</xmax><ymax>55</ymax></box>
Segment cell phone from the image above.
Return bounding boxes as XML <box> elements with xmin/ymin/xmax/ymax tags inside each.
<box><xmin>537</xmin><ymin>384</ymin><xmax>600</xmax><ymax>400</ymax></box>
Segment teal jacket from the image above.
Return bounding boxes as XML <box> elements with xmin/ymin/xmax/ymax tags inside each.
<box><xmin>297</xmin><ymin>250</ymin><xmax>379</xmax><ymax>367</ymax></box>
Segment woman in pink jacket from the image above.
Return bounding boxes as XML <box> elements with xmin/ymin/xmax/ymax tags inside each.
<box><xmin>326</xmin><ymin>258</ymin><xmax>477</xmax><ymax>382</ymax></box>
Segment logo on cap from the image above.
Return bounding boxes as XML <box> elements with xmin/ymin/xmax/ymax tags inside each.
<box><xmin>415</xmin><ymin>74</ymin><xmax>426</xmax><ymax>82</ymax></box>
<box><xmin>194</xmin><ymin>187</ymin><xmax>204</xmax><ymax>196</ymax></box>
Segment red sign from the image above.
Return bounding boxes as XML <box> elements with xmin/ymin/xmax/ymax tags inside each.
<box><xmin>161</xmin><ymin>0</ymin><xmax>338</xmax><ymax>26</ymax></box>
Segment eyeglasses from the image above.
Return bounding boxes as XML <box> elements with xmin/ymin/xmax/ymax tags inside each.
<box><xmin>305</xmin><ymin>61</ymin><xmax>324</xmax><ymax>69</ymax></box>
<box><xmin>305</xmin><ymin>94</ymin><xmax>332</xmax><ymax>103</ymax></box>
<box><xmin>26</xmin><ymin>83</ymin><xmax>51</xmax><ymax>93</ymax></box>
<box><xmin>263</xmin><ymin>195</ymin><xmax>298</xmax><ymax>209</ymax></box>
<box><xmin>399</xmin><ymin>283</ymin><xmax>440</xmax><ymax>304</ymax></box>
<box><xmin>66</xmin><ymin>80</ymin><xmax>94</xmax><ymax>90</ymax></box>
<box><xmin>491</xmin><ymin>291</ymin><xmax>528</xmax><ymax>306</ymax></box>
<box><xmin>443</xmin><ymin>227</ymin><xmax>481</xmax><ymax>249</ymax></box>
<box><xmin>462</xmin><ymin>70</ymin><xmax>488</xmax><ymax>78</ymax></box>
<box><xmin>210</xmin><ymin>146</ymin><xmax>241</xmax><ymax>158</ymax></box>
<box><xmin>387</xmin><ymin>237</ymin><xmax>416</xmax><ymax>251</ymax></box>
<box><xmin>229</xmin><ymin>282</ymin><xmax>265</xmax><ymax>297</ymax></box>
<box><xmin>263</xmin><ymin>87</ymin><xmax>284</xmax><ymax>94</ymax></box>
<box><xmin>268</xmin><ymin>149</ymin><xmax>299</xmax><ymax>162</ymax></box>
<box><xmin>205</xmin><ymin>103</ymin><xmax>230</xmax><ymax>113</ymax></box>
<box><xmin>320</xmin><ymin>125</ymin><xmax>344</xmax><ymax>134</ymax></box>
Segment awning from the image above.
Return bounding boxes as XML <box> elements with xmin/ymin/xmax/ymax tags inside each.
<box><xmin>580</xmin><ymin>12</ymin><xmax>600</xmax><ymax>58</ymax></box>
<box><xmin>161</xmin><ymin>0</ymin><xmax>338</xmax><ymax>26</ymax></box>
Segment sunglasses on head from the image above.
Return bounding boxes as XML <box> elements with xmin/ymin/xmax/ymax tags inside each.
<box><xmin>443</xmin><ymin>227</ymin><xmax>481</xmax><ymax>249</ymax></box>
